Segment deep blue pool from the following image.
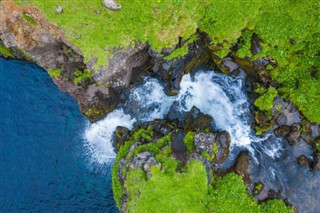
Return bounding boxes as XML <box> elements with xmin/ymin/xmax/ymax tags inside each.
<box><xmin>0</xmin><ymin>58</ymin><xmax>118</xmax><ymax>212</ymax></box>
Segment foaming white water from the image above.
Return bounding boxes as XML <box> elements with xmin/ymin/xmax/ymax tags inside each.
<box><xmin>177</xmin><ymin>72</ymin><xmax>252</xmax><ymax>147</ymax></box>
<box><xmin>84</xmin><ymin>70</ymin><xmax>279</xmax><ymax>166</ymax></box>
<box><xmin>84</xmin><ymin>78</ymin><xmax>174</xmax><ymax>165</ymax></box>
<box><xmin>84</xmin><ymin>109</ymin><xmax>135</xmax><ymax>165</ymax></box>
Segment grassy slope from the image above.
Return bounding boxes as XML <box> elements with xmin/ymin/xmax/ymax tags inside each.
<box><xmin>14</xmin><ymin>0</ymin><xmax>320</xmax><ymax>123</ymax></box>
<box><xmin>113</xmin><ymin>128</ymin><xmax>292</xmax><ymax>212</ymax></box>
<box><xmin>125</xmin><ymin>160</ymin><xmax>292</xmax><ymax>213</ymax></box>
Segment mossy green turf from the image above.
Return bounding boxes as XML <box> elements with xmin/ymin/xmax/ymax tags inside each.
<box><xmin>14</xmin><ymin>0</ymin><xmax>320</xmax><ymax>123</ymax></box>
<box><xmin>0</xmin><ymin>45</ymin><xmax>14</xmax><ymax>57</ymax></box>
<box><xmin>125</xmin><ymin>160</ymin><xmax>293</xmax><ymax>213</ymax></box>
<box><xmin>254</xmin><ymin>87</ymin><xmax>278</xmax><ymax>113</ymax></box>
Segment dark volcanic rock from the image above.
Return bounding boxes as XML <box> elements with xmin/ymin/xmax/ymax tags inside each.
<box><xmin>297</xmin><ymin>155</ymin><xmax>310</xmax><ymax>167</ymax></box>
<box><xmin>93</xmin><ymin>42</ymin><xmax>150</xmax><ymax>90</ymax></box>
<box><xmin>274</xmin><ymin>125</ymin><xmax>291</xmax><ymax>138</ymax></box>
<box><xmin>154</xmin><ymin>35</ymin><xmax>212</xmax><ymax>95</ymax></box>
<box><xmin>184</xmin><ymin>106</ymin><xmax>213</xmax><ymax>132</ymax></box>
<box><xmin>251</xmin><ymin>33</ymin><xmax>262</xmax><ymax>55</ymax></box>
<box><xmin>276</xmin><ymin>113</ymin><xmax>288</xmax><ymax>126</ymax></box>
<box><xmin>234</xmin><ymin>152</ymin><xmax>251</xmax><ymax>185</ymax></box>
<box><xmin>215</xmin><ymin>131</ymin><xmax>231</xmax><ymax>164</ymax></box>
<box><xmin>114</xmin><ymin>126</ymin><xmax>130</xmax><ymax>150</ymax></box>
<box><xmin>171</xmin><ymin>130</ymin><xmax>187</xmax><ymax>161</ymax></box>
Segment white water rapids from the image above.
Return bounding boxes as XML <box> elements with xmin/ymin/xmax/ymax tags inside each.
<box><xmin>83</xmin><ymin>70</ymin><xmax>281</xmax><ymax>165</ymax></box>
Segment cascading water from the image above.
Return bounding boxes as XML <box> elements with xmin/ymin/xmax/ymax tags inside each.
<box><xmin>84</xmin><ymin>70</ymin><xmax>281</xmax><ymax>163</ymax></box>
<box><xmin>84</xmin><ymin>69</ymin><xmax>320</xmax><ymax>212</ymax></box>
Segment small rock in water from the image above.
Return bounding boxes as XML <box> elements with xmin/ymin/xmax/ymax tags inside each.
<box><xmin>297</xmin><ymin>155</ymin><xmax>310</xmax><ymax>167</ymax></box>
<box><xmin>103</xmin><ymin>0</ymin><xmax>121</xmax><ymax>11</ymax></box>
<box><xmin>55</xmin><ymin>5</ymin><xmax>63</xmax><ymax>14</ymax></box>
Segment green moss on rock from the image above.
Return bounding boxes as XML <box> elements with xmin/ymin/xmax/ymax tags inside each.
<box><xmin>254</xmin><ymin>87</ymin><xmax>278</xmax><ymax>113</ymax></box>
<box><xmin>0</xmin><ymin>45</ymin><xmax>14</xmax><ymax>58</ymax></box>
<box><xmin>125</xmin><ymin>160</ymin><xmax>292</xmax><ymax>213</ymax></box>
<box><xmin>48</xmin><ymin>68</ymin><xmax>62</xmax><ymax>79</ymax></box>
<box><xmin>183</xmin><ymin>131</ymin><xmax>195</xmax><ymax>153</ymax></box>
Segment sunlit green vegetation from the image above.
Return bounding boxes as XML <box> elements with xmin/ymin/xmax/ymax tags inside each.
<box><xmin>0</xmin><ymin>45</ymin><xmax>14</xmax><ymax>57</ymax></box>
<box><xmin>14</xmin><ymin>0</ymin><xmax>320</xmax><ymax>122</ymax></box>
<box><xmin>125</xmin><ymin>160</ymin><xmax>293</xmax><ymax>212</ymax></box>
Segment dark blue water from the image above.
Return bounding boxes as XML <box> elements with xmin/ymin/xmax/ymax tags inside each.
<box><xmin>0</xmin><ymin>59</ymin><xmax>118</xmax><ymax>212</ymax></box>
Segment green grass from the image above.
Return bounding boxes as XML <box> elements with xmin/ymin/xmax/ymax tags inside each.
<box><xmin>48</xmin><ymin>68</ymin><xmax>62</xmax><ymax>79</ymax></box>
<box><xmin>254</xmin><ymin>87</ymin><xmax>278</xmax><ymax>114</ymax></box>
<box><xmin>73</xmin><ymin>69</ymin><xmax>92</xmax><ymax>85</ymax></box>
<box><xmin>0</xmin><ymin>45</ymin><xmax>14</xmax><ymax>57</ymax></box>
<box><xmin>14</xmin><ymin>0</ymin><xmax>205</xmax><ymax>70</ymax></box>
<box><xmin>125</xmin><ymin>160</ymin><xmax>292</xmax><ymax>213</ymax></box>
<box><xmin>183</xmin><ymin>131</ymin><xmax>195</xmax><ymax>153</ymax></box>
<box><xmin>14</xmin><ymin>0</ymin><xmax>320</xmax><ymax>122</ymax></box>
<box><xmin>22</xmin><ymin>12</ymin><xmax>36</xmax><ymax>25</ymax></box>
<box><xmin>112</xmin><ymin>126</ymin><xmax>155</xmax><ymax>207</ymax></box>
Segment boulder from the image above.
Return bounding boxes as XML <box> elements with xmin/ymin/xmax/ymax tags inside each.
<box><xmin>103</xmin><ymin>0</ymin><xmax>121</xmax><ymax>10</ymax></box>
<box><xmin>215</xmin><ymin>131</ymin><xmax>231</xmax><ymax>164</ymax></box>
<box><xmin>194</xmin><ymin>132</ymin><xmax>216</xmax><ymax>155</ymax></box>
<box><xmin>274</xmin><ymin>125</ymin><xmax>290</xmax><ymax>138</ymax></box>
<box><xmin>171</xmin><ymin>130</ymin><xmax>187</xmax><ymax>161</ymax></box>
<box><xmin>297</xmin><ymin>155</ymin><xmax>310</xmax><ymax>167</ymax></box>
<box><xmin>93</xmin><ymin>42</ymin><xmax>150</xmax><ymax>90</ymax></box>
<box><xmin>129</xmin><ymin>151</ymin><xmax>160</xmax><ymax>178</ymax></box>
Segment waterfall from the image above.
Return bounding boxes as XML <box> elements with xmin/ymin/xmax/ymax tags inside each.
<box><xmin>83</xmin><ymin>70</ymin><xmax>263</xmax><ymax>164</ymax></box>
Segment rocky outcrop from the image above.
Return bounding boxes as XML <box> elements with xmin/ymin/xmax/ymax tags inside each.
<box><xmin>0</xmin><ymin>0</ymin><xmax>122</xmax><ymax>122</ymax></box>
<box><xmin>0</xmin><ymin>0</ymin><xmax>214</xmax><ymax>122</ymax></box>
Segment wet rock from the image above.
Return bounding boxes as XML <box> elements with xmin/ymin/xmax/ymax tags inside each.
<box><xmin>82</xmin><ymin>85</ymin><xmax>120</xmax><ymax>121</ymax></box>
<box><xmin>300</xmin><ymin>133</ymin><xmax>313</xmax><ymax>145</ymax></box>
<box><xmin>255</xmin><ymin>112</ymin><xmax>269</xmax><ymax>124</ymax></box>
<box><xmin>276</xmin><ymin>113</ymin><xmax>287</xmax><ymax>126</ymax></box>
<box><xmin>184</xmin><ymin>106</ymin><xmax>213</xmax><ymax>132</ymax></box>
<box><xmin>223</xmin><ymin>57</ymin><xmax>239</xmax><ymax>73</ymax></box>
<box><xmin>114</xmin><ymin>127</ymin><xmax>130</xmax><ymax>150</ymax></box>
<box><xmin>234</xmin><ymin>152</ymin><xmax>251</xmax><ymax>185</ymax></box>
<box><xmin>103</xmin><ymin>0</ymin><xmax>121</xmax><ymax>10</ymax></box>
<box><xmin>171</xmin><ymin>130</ymin><xmax>187</xmax><ymax>161</ymax></box>
<box><xmin>253</xmin><ymin>57</ymin><xmax>270</xmax><ymax>71</ymax></box>
<box><xmin>194</xmin><ymin>132</ymin><xmax>216</xmax><ymax>155</ymax></box>
<box><xmin>93</xmin><ymin>42</ymin><xmax>150</xmax><ymax>90</ymax></box>
<box><xmin>251</xmin><ymin>33</ymin><xmax>262</xmax><ymax>55</ymax></box>
<box><xmin>274</xmin><ymin>125</ymin><xmax>290</xmax><ymax>138</ymax></box>
<box><xmin>292</xmin><ymin>140</ymin><xmax>314</xmax><ymax>160</ymax></box>
<box><xmin>311</xmin><ymin>124</ymin><xmax>320</xmax><ymax>138</ymax></box>
<box><xmin>155</xmin><ymin>36</ymin><xmax>212</xmax><ymax>94</ymax></box>
<box><xmin>145</xmin><ymin>120</ymin><xmax>175</xmax><ymax>136</ymax></box>
<box><xmin>297</xmin><ymin>155</ymin><xmax>310</xmax><ymax>167</ymax></box>
<box><xmin>272</xmin><ymin>97</ymin><xmax>302</xmax><ymax>127</ymax></box>
<box><xmin>313</xmin><ymin>155</ymin><xmax>320</xmax><ymax>171</ymax></box>
<box><xmin>287</xmin><ymin>124</ymin><xmax>301</xmax><ymax>145</ymax></box>
<box><xmin>215</xmin><ymin>131</ymin><xmax>231</xmax><ymax>164</ymax></box>
<box><xmin>253</xmin><ymin>182</ymin><xmax>265</xmax><ymax>195</ymax></box>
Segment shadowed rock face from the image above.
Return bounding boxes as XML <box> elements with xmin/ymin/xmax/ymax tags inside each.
<box><xmin>0</xmin><ymin>1</ymin><xmax>152</xmax><ymax>122</ymax></box>
<box><xmin>93</xmin><ymin>42</ymin><xmax>151</xmax><ymax>90</ymax></box>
